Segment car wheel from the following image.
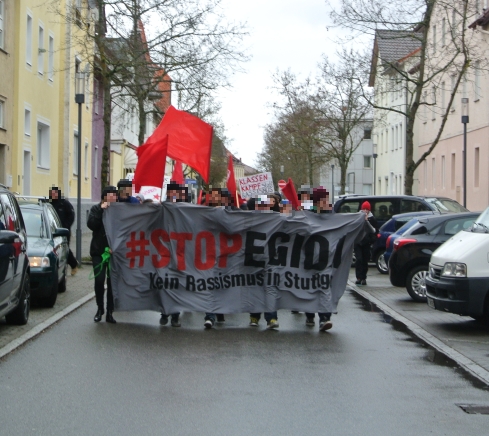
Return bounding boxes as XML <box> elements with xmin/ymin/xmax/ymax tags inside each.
<box><xmin>375</xmin><ymin>251</ymin><xmax>388</xmax><ymax>274</ymax></box>
<box><xmin>406</xmin><ymin>266</ymin><xmax>428</xmax><ymax>302</ymax></box>
<box><xmin>41</xmin><ymin>271</ymin><xmax>59</xmax><ymax>308</ymax></box>
<box><xmin>5</xmin><ymin>273</ymin><xmax>30</xmax><ymax>325</ymax></box>
<box><xmin>58</xmin><ymin>267</ymin><xmax>67</xmax><ymax>293</ymax></box>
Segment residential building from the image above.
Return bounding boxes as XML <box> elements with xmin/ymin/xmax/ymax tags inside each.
<box><xmin>0</xmin><ymin>0</ymin><xmax>14</xmax><ymax>188</ymax></box>
<box><xmin>416</xmin><ymin>5</ymin><xmax>488</xmax><ymax>209</ymax></box>
<box><xmin>320</xmin><ymin>121</ymin><xmax>373</xmax><ymax>199</ymax></box>
<box><xmin>369</xmin><ymin>29</ymin><xmax>421</xmax><ymax>196</ymax></box>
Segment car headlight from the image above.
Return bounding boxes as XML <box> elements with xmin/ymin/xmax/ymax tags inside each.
<box><xmin>441</xmin><ymin>262</ymin><xmax>466</xmax><ymax>277</ymax></box>
<box><xmin>30</xmin><ymin>256</ymin><xmax>50</xmax><ymax>267</ymax></box>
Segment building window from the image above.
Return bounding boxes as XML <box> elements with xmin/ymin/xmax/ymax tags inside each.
<box><xmin>84</xmin><ymin>141</ymin><xmax>89</xmax><ymax>179</ymax></box>
<box><xmin>442</xmin><ymin>18</ymin><xmax>446</xmax><ymax>46</ymax></box>
<box><xmin>73</xmin><ymin>131</ymin><xmax>79</xmax><ymax>175</ymax></box>
<box><xmin>395</xmin><ymin>125</ymin><xmax>398</xmax><ymax>149</ymax></box>
<box><xmin>48</xmin><ymin>35</ymin><xmax>54</xmax><ymax>81</ymax></box>
<box><xmin>441</xmin><ymin>82</ymin><xmax>446</xmax><ymax>113</ymax></box>
<box><xmin>0</xmin><ymin>0</ymin><xmax>4</xmax><ymax>50</ymax></box>
<box><xmin>424</xmin><ymin>160</ymin><xmax>427</xmax><ymax>190</ymax></box>
<box><xmin>391</xmin><ymin>127</ymin><xmax>394</xmax><ymax>151</ymax></box>
<box><xmin>432</xmin><ymin>25</ymin><xmax>436</xmax><ymax>53</ymax></box>
<box><xmin>24</xmin><ymin>109</ymin><xmax>31</xmax><ymax>136</ymax></box>
<box><xmin>441</xmin><ymin>155</ymin><xmax>445</xmax><ymax>189</ymax></box>
<box><xmin>399</xmin><ymin>122</ymin><xmax>403</xmax><ymax>148</ymax></box>
<box><xmin>451</xmin><ymin>153</ymin><xmax>455</xmax><ymax>190</ymax></box>
<box><xmin>475</xmin><ymin>147</ymin><xmax>480</xmax><ymax>188</ymax></box>
<box><xmin>0</xmin><ymin>100</ymin><xmax>4</xmax><ymax>129</ymax></box>
<box><xmin>432</xmin><ymin>158</ymin><xmax>436</xmax><ymax>189</ymax></box>
<box><xmin>94</xmin><ymin>79</ymin><xmax>99</xmax><ymax>114</ymax></box>
<box><xmin>363</xmin><ymin>155</ymin><xmax>372</xmax><ymax>168</ymax></box>
<box><xmin>431</xmin><ymin>86</ymin><xmax>436</xmax><ymax>120</ymax></box>
<box><xmin>37</xmin><ymin>122</ymin><xmax>50</xmax><ymax>168</ymax></box>
<box><xmin>94</xmin><ymin>145</ymin><xmax>98</xmax><ymax>178</ymax></box>
<box><xmin>26</xmin><ymin>14</ymin><xmax>33</xmax><ymax>65</ymax></box>
<box><xmin>450</xmin><ymin>76</ymin><xmax>456</xmax><ymax>111</ymax></box>
<box><xmin>475</xmin><ymin>60</ymin><xmax>481</xmax><ymax>101</ymax></box>
<box><xmin>363</xmin><ymin>128</ymin><xmax>371</xmax><ymax>140</ymax></box>
<box><xmin>75</xmin><ymin>0</ymin><xmax>82</xmax><ymax>27</ymax></box>
<box><xmin>38</xmin><ymin>25</ymin><xmax>44</xmax><ymax>75</ymax></box>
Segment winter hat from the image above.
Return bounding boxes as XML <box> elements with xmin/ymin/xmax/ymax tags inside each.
<box><xmin>101</xmin><ymin>185</ymin><xmax>118</xmax><ymax>200</ymax></box>
<box><xmin>135</xmin><ymin>193</ymin><xmax>145</xmax><ymax>202</ymax></box>
<box><xmin>361</xmin><ymin>201</ymin><xmax>371</xmax><ymax>211</ymax></box>
<box><xmin>312</xmin><ymin>187</ymin><xmax>329</xmax><ymax>203</ymax></box>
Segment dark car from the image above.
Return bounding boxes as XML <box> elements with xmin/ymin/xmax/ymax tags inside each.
<box><xmin>388</xmin><ymin>213</ymin><xmax>478</xmax><ymax>302</ymax></box>
<box><xmin>334</xmin><ymin>195</ymin><xmax>467</xmax><ymax>227</ymax></box>
<box><xmin>383</xmin><ymin>217</ymin><xmax>426</xmax><ymax>268</ymax></box>
<box><xmin>372</xmin><ymin>211</ymin><xmax>438</xmax><ymax>274</ymax></box>
<box><xmin>0</xmin><ymin>185</ymin><xmax>30</xmax><ymax>325</ymax></box>
<box><xmin>18</xmin><ymin>199</ymin><xmax>70</xmax><ymax>308</ymax></box>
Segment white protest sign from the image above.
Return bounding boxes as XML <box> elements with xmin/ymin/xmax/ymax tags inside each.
<box><xmin>238</xmin><ymin>172</ymin><xmax>274</xmax><ymax>199</ymax></box>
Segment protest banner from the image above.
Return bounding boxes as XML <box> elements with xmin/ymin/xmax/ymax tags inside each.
<box><xmin>104</xmin><ymin>204</ymin><xmax>365</xmax><ymax>314</ymax></box>
<box><xmin>238</xmin><ymin>172</ymin><xmax>275</xmax><ymax>199</ymax></box>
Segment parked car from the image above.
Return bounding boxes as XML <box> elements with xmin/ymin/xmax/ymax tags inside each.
<box><xmin>18</xmin><ymin>199</ymin><xmax>70</xmax><ymax>308</ymax></box>
<box><xmin>0</xmin><ymin>185</ymin><xmax>30</xmax><ymax>325</ymax></box>
<box><xmin>426</xmin><ymin>207</ymin><xmax>489</xmax><ymax>322</ymax></box>
<box><xmin>334</xmin><ymin>195</ymin><xmax>467</xmax><ymax>227</ymax></box>
<box><xmin>372</xmin><ymin>211</ymin><xmax>438</xmax><ymax>274</ymax></box>
<box><xmin>388</xmin><ymin>213</ymin><xmax>478</xmax><ymax>302</ymax></box>
<box><xmin>383</xmin><ymin>217</ymin><xmax>426</xmax><ymax>268</ymax></box>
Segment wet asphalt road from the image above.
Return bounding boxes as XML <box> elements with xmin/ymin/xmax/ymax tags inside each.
<box><xmin>1</xmin><ymin>290</ymin><xmax>489</xmax><ymax>435</ymax></box>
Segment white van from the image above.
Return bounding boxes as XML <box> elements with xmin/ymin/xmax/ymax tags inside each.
<box><xmin>425</xmin><ymin>207</ymin><xmax>489</xmax><ymax>321</ymax></box>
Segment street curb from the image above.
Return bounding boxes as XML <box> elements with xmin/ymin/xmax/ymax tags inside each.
<box><xmin>348</xmin><ymin>280</ymin><xmax>489</xmax><ymax>386</ymax></box>
<box><xmin>0</xmin><ymin>293</ymin><xmax>94</xmax><ymax>360</ymax></box>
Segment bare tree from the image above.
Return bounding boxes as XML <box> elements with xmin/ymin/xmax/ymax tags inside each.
<box><xmin>329</xmin><ymin>0</ymin><xmax>479</xmax><ymax>194</ymax></box>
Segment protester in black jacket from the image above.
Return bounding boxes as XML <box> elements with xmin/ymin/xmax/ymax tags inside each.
<box><xmin>49</xmin><ymin>187</ymin><xmax>79</xmax><ymax>274</ymax></box>
<box><xmin>354</xmin><ymin>201</ymin><xmax>379</xmax><ymax>286</ymax></box>
<box><xmin>87</xmin><ymin>186</ymin><xmax>118</xmax><ymax>323</ymax></box>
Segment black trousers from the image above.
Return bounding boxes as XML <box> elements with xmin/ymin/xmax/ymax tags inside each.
<box><xmin>66</xmin><ymin>232</ymin><xmax>78</xmax><ymax>269</ymax></box>
<box><xmin>354</xmin><ymin>243</ymin><xmax>371</xmax><ymax>280</ymax></box>
<box><xmin>92</xmin><ymin>255</ymin><xmax>114</xmax><ymax>311</ymax></box>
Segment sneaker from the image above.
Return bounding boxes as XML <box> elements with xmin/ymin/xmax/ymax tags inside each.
<box><xmin>204</xmin><ymin>319</ymin><xmax>214</xmax><ymax>329</ymax></box>
<box><xmin>216</xmin><ymin>314</ymin><xmax>225</xmax><ymax>323</ymax></box>
<box><xmin>306</xmin><ymin>317</ymin><xmax>315</xmax><ymax>326</ymax></box>
<box><xmin>267</xmin><ymin>319</ymin><xmax>279</xmax><ymax>329</ymax></box>
<box><xmin>171</xmin><ymin>318</ymin><xmax>181</xmax><ymax>327</ymax></box>
<box><xmin>159</xmin><ymin>314</ymin><xmax>168</xmax><ymax>326</ymax></box>
<box><xmin>355</xmin><ymin>279</ymin><xmax>361</xmax><ymax>285</ymax></box>
<box><xmin>249</xmin><ymin>317</ymin><xmax>259</xmax><ymax>326</ymax></box>
<box><xmin>320</xmin><ymin>320</ymin><xmax>333</xmax><ymax>331</ymax></box>
<box><xmin>361</xmin><ymin>279</ymin><xmax>367</xmax><ymax>285</ymax></box>
<box><xmin>71</xmin><ymin>266</ymin><xmax>79</xmax><ymax>276</ymax></box>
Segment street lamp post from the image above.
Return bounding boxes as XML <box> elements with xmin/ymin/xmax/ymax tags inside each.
<box><xmin>75</xmin><ymin>72</ymin><xmax>86</xmax><ymax>263</ymax></box>
<box><xmin>461</xmin><ymin>98</ymin><xmax>469</xmax><ymax>208</ymax></box>
<box><xmin>373</xmin><ymin>143</ymin><xmax>378</xmax><ymax>195</ymax></box>
<box><xmin>331</xmin><ymin>164</ymin><xmax>335</xmax><ymax>204</ymax></box>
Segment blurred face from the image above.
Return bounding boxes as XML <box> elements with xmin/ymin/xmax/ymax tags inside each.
<box><xmin>167</xmin><ymin>189</ymin><xmax>179</xmax><ymax>202</ymax></box>
<box><xmin>208</xmin><ymin>190</ymin><xmax>222</xmax><ymax>207</ymax></box>
<box><xmin>50</xmin><ymin>189</ymin><xmax>59</xmax><ymax>200</ymax></box>
<box><xmin>105</xmin><ymin>192</ymin><xmax>118</xmax><ymax>203</ymax></box>
<box><xmin>256</xmin><ymin>195</ymin><xmax>271</xmax><ymax>212</ymax></box>
<box><xmin>119</xmin><ymin>186</ymin><xmax>132</xmax><ymax>199</ymax></box>
<box><xmin>316</xmin><ymin>196</ymin><xmax>332</xmax><ymax>212</ymax></box>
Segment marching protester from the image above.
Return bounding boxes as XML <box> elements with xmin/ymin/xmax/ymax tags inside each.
<box><xmin>305</xmin><ymin>186</ymin><xmax>334</xmax><ymax>331</ymax></box>
<box><xmin>159</xmin><ymin>181</ymin><xmax>186</xmax><ymax>327</ymax></box>
<box><xmin>354</xmin><ymin>201</ymin><xmax>379</xmax><ymax>286</ymax></box>
<box><xmin>203</xmin><ymin>187</ymin><xmax>227</xmax><ymax>328</ymax></box>
<box><xmin>298</xmin><ymin>185</ymin><xmax>314</xmax><ymax>210</ymax></box>
<box><xmin>117</xmin><ymin>179</ymin><xmax>140</xmax><ymax>203</ymax></box>
<box><xmin>87</xmin><ymin>186</ymin><xmax>118</xmax><ymax>324</ymax></box>
<box><xmin>48</xmin><ymin>186</ymin><xmax>80</xmax><ymax>275</ymax></box>
<box><xmin>248</xmin><ymin>195</ymin><xmax>279</xmax><ymax>329</ymax></box>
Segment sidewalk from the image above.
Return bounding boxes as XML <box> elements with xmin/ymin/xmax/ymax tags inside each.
<box><xmin>348</xmin><ymin>268</ymin><xmax>489</xmax><ymax>385</ymax></box>
<box><xmin>0</xmin><ymin>233</ymin><xmax>94</xmax><ymax>358</ymax></box>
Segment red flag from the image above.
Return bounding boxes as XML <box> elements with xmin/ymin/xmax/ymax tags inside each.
<box><xmin>133</xmin><ymin>134</ymin><xmax>169</xmax><ymax>193</ymax></box>
<box><xmin>147</xmin><ymin>106</ymin><xmax>213</xmax><ymax>182</ymax></box>
<box><xmin>281</xmin><ymin>178</ymin><xmax>300</xmax><ymax>211</ymax></box>
<box><xmin>171</xmin><ymin>160</ymin><xmax>184</xmax><ymax>184</ymax></box>
<box><xmin>226</xmin><ymin>155</ymin><xmax>238</xmax><ymax>207</ymax></box>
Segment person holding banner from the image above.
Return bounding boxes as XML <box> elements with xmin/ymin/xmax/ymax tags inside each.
<box><xmin>248</xmin><ymin>195</ymin><xmax>279</xmax><ymax>329</ymax></box>
<box><xmin>87</xmin><ymin>186</ymin><xmax>118</xmax><ymax>324</ymax></box>
<box><xmin>354</xmin><ymin>201</ymin><xmax>379</xmax><ymax>286</ymax></box>
<box><xmin>305</xmin><ymin>187</ymin><xmax>334</xmax><ymax>331</ymax></box>
<box><xmin>117</xmin><ymin>179</ymin><xmax>139</xmax><ymax>204</ymax></box>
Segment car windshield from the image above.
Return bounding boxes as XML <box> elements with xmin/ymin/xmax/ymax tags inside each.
<box><xmin>467</xmin><ymin>207</ymin><xmax>489</xmax><ymax>233</ymax></box>
<box><xmin>21</xmin><ymin>209</ymin><xmax>45</xmax><ymax>238</ymax></box>
<box><xmin>424</xmin><ymin>197</ymin><xmax>468</xmax><ymax>213</ymax></box>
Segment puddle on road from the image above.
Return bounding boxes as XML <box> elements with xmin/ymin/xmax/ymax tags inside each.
<box><xmin>349</xmin><ymin>289</ymin><xmax>489</xmax><ymax>391</ymax></box>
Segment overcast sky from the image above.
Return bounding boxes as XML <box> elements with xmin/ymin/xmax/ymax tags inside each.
<box><xmin>216</xmin><ymin>0</ymin><xmax>335</xmax><ymax>169</ymax></box>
